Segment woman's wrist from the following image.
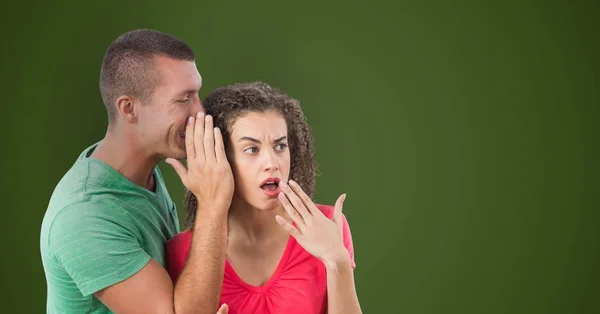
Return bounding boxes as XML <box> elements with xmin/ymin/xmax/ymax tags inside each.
<box><xmin>322</xmin><ymin>250</ymin><xmax>352</xmax><ymax>272</ymax></box>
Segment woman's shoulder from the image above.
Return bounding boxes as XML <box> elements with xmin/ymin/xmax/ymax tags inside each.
<box><xmin>314</xmin><ymin>203</ymin><xmax>335</xmax><ymax>218</ymax></box>
<box><xmin>166</xmin><ymin>229</ymin><xmax>193</xmax><ymax>251</ymax></box>
<box><xmin>165</xmin><ymin>229</ymin><xmax>193</xmax><ymax>282</ymax></box>
<box><xmin>314</xmin><ymin>203</ymin><xmax>351</xmax><ymax>227</ymax></box>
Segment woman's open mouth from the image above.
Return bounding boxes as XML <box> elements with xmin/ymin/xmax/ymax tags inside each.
<box><xmin>260</xmin><ymin>177</ymin><xmax>281</xmax><ymax>197</ymax></box>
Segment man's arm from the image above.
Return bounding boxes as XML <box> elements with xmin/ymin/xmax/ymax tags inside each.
<box><xmin>167</xmin><ymin>112</ymin><xmax>235</xmax><ymax>313</ymax></box>
<box><xmin>94</xmin><ymin>259</ymin><xmax>178</xmax><ymax>314</ymax></box>
<box><xmin>96</xmin><ymin>113</ymin><xmax>234</xmax><ymax>313</ymax></box>
<box><xmin>172</xmin><ymin>206</ymin><xmax>228</xmax><ymax>313</ymax></box>
<box><xmin>48</xmin><ymin>200</ymin><xmax>177</xmax><ymax>314</ymax></box>
<box><xmin>94</xmin><ymin>259</ymin><xmax>229</xmax><ymax>314</ymax></box>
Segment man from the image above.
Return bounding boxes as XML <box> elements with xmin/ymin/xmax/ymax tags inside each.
<box><xmin>40</xmin><ymin>29</ymin><xmax>232</xmax><ymax>314</ymax></box>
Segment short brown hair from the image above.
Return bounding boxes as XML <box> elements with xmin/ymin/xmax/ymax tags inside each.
<box><xmin>183</xmin><ymin>81</ymin><xmax>317</xmax><ymax>229</ymax></box>
<box><xmin>99</xmin><ymin>29</ymin><xmax>195</xmax><ymax>123</ymax></box>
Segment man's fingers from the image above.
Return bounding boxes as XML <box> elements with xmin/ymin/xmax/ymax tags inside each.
<box><xmin>185</xmin><ymin>116</ymin><xmax>196</xmax><ymax>160</ymax></box>
<box><xmin>194</xmin><ymin>111</ymin><xmax>206</xmax><ymax>160</ymax></box>
<box><xmin>216</xmin><ymin>303</ymin><xmax>228</xmax><ymax>314</ymax></box>
<box><xmin>203</xmin><ymin>115</ymin><xmax>216</xmax><ymax>163</ymax></box>
<box><xmin>275</xmin><ymin>215</ymin><xmax>301</xmax><ymax>238</ymax></box>
<box><xmin>288</xmin><ymin>180</ymin><xmax>319</xmax><ymax>216</ymax></box>
<box><xmin>214</xmin><ymin>127</ymin><xmax>227</xmax><ymax>164</ymax></box>
<box><xmin>278</xmin><ymin>192</ymin><xmax>306</xmax><ymax>229</ymax></box>
<box><xmin>333</xmin><ymin>193</ymin><xmax>346</xmax><ymax>225</ymax></box>
<box><xmin>280</xmin><ymin>181</ymin><xmax>312</xmax><ymax>222</ymax></box>
<box><xmin>165</xmin><ymin>158</ymin><xmax>187</xmax><ymax>184</ymax></box>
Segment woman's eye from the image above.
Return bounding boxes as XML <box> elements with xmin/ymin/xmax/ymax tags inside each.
<box><xmin>276</xmin><ymin>143</ymin><xmax>288</xmax><ymax>151</ymax></box>
<box><xmin>244</xmin><ymin>147</ymin><xmax>259</xmax><ymax>154</ymax></box>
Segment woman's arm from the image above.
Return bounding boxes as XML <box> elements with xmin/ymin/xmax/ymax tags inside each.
<box><xmin>276</xmin><ymin>180</ymin><xmax>362</xmax><ymax>314</ymax></box>
<box><xmin>323</xmin><ymin>211</ymin><xmax>361</xmax><ymax>314</ymax></box>
<box><xmin>324</xmin><ymin>254</ymin><xmax>362</xmax><ymax>314</ymax></box>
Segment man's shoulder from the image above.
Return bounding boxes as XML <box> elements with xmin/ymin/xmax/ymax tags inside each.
<box><xmin>43</xmin><ymin>142</ymin><xmax>155</xmax><ymax>222</ymax></box>
<box><xmin>41</xmin><ymin>143</ymin><xmax>138</xmax><ymax>248</ymax></box>
<box><xmin>45</xmin><ymin>142</ymin><xmax>105</xmax><ymax>200</ymax></box>
<box><xmin>41</xmin><ymin>197</ymin><xmax>129</xmax><ymax>244</ymax></box>
<box><xmin>42</xmin><ymin>166</ymin><xmax>124</xmax><ymax>234</ymax></box>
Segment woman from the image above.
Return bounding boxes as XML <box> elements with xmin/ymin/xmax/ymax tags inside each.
<box><xmin>165</xmin><ymin>81</ymin><xmax>361</xmax><ymax>314</ymax></box>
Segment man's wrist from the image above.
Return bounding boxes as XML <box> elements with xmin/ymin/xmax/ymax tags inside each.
<box><xmin>195</xmin><ymin>201</ymin><xmax>230</xmax><ymax>218</ymax></box>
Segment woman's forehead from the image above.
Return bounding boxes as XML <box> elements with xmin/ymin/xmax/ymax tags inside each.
<box><xmin>230</xmin><ymin>111</ymin><xmax>287</xmax><ymax>136</ymax></box>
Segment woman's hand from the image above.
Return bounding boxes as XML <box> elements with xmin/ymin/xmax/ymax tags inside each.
<box><xmin>275</xmin><ymin>180</ymin><xmax>350</xmax><ymax>267</ymax></box>
<box><xmin>216</xmin><ymin>303</ymin><xmax>228</xmax><ymax>314</ymax></box>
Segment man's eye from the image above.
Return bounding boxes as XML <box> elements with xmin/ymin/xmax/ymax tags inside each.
<box><xmin>276</xmin><ymin>143</ymin><xmax>288</xmax><ymax>151</ymax></box>
<box><xmin>177</xmin><ymin>98</ymin><xmax>190</xmax><ymax>103</ymax></box>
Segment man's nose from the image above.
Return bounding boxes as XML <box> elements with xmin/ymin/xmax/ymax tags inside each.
<box><xmin>190</xmin><ymin>96</ymin><xmax>204</xmax><ymax>115</ymax></box>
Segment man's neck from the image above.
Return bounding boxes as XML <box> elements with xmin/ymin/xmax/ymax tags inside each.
<box><xmin>227</xmin><ymin>198</ymin><xmax>288</xmax><ymax>244</ymax></box>
<box><xmin>90</xmin><ymin>128</ymin><xmax>158</xmax><ymax>191</ymax></box>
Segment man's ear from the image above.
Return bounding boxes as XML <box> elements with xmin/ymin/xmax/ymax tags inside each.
<box><xmin>115</xmin><ymin>95</ymin><xmax>138</xmax><ymax>123</ymax></box>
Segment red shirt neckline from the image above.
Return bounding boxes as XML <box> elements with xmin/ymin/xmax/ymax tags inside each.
<box><xmin>224</xmin><ymin>234</ymin><xmax>297</xmax><ymax>294</ymax></box>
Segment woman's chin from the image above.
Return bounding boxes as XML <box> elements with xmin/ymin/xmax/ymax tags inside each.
<box><xmin>254</xmin><ymin>198</ymin><xmax>281</xmax><ymax>212</ymax></box>
<box><xmin>263</xmin><ymin>202</ymin><xmax>281</xmax><ymax>211</ymax></box>
<box><xmin>233</xmin><ymin>194</ymin><xmax>282</xmax><ymax>212</ymax></box>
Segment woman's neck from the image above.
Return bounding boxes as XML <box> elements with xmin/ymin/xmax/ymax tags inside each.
<box><xmin>227</xmin><ymin>197</ymin><xmax>288</xmax><ymax>244</ymax></box>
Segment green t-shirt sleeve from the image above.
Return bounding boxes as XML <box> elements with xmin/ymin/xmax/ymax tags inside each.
<box><xmin>47</xmin><ymin>199</ymin><xmax>151</xmax><ymax>297</ymax></box>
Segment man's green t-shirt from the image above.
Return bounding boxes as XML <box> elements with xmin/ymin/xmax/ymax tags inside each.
<box><xmin>40</xmin><ymin>143</ymin><xmax>181</xmax><ymax>313</ymax></box>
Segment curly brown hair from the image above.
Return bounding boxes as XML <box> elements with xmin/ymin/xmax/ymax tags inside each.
<box><xmin>183</xmin><ymin>81</ymin><xmax>317</xmax><ymax>229</ymax></box>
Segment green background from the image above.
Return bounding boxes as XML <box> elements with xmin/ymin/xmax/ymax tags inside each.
<box><xmin>1</xmin><ymin>0</ymin><xmax>598</xmax><ymax>313</ymax></box>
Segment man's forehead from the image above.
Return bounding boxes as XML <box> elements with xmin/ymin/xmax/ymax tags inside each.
<box><xmin>152</xmin><ymin>58</ymin><xmax>202</xmax><ymax>90</ymax></box>
<box><xmin>153</xmin><ymin>56</ymin><xmax>200</xmax><ymax>76</ymax></box>
<box><xmin>152</xmin><ymin>55</ymin><xmax>195</xmax><ymax>66</ymax></box>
